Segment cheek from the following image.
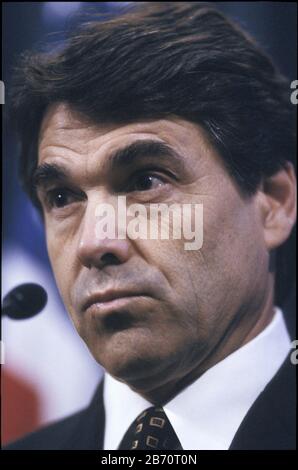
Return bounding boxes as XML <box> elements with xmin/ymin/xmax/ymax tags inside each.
<box><xmin>46</xmin><ymin>230</ymin><xmax>75</xmax><ymax>308</ymax></box>
<box><xmin>47</xmin><ymin>230</ymin><xmax>63</xmax><ymax>276</ymax></box>
<box><xmin>198</xmin><ymin>199</ymin><xmax>268</xmax><ymax>310</ymax></box>
<box><xmin>133</xmin><ymin>237</ymin><xmax>191</xmax><ymax>289</ymax></box>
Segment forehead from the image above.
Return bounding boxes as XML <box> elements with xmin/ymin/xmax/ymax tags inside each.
<box><xmin>38</xmin><ymin>102</ymin><xmax>214</xmax><ymax>164</ymax></box>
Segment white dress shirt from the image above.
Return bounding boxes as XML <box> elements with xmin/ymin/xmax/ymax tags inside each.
<box><xmin>103</xmin><ymin>307</ymin><xmax>291</xmax><ymax>450</ymax></box>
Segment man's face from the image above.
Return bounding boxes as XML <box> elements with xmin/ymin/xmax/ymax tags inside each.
<box><xmin>37</xmin><ymin>103</ymin><xmax>270</xmax><ymax>399</ymax></box>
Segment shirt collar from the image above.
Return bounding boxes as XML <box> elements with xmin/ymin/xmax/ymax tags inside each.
<box><xmin>103</xmin><ymin>307</ymin><xmax>291</xmax><ymax>450</ymax></box>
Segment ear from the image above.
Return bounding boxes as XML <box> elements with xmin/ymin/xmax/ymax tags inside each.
<box><xmin>256</xmin><ymin>162</ymin><xmax>297</xmax><ymax>251</ymax></box>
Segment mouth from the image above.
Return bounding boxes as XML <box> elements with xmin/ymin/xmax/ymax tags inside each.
<box><xmin>82</xmin><ymin>291</ymin><xmax>150</xmax><ymax>317</ymax></box>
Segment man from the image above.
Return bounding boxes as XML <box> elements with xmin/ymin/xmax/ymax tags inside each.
<box><xmin>5</xmin><ymin>2</ymin><xmax>296</xmax><ymax>450</ymax></box>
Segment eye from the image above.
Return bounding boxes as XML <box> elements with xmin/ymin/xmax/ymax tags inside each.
<box><xmin>45</xmin><ymin>187</ymin><xmax>81</xmax><ymax>209</ymax></box>
<box><xmin>129</xmin><ymin>173</ymin><xmax>165</xmax><ymax>192</ymax></box>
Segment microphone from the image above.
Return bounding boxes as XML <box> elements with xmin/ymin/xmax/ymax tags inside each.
<box><xmin>2</xmin><ymin>283</ymin><xmax>48</xmax><ymax>320</ymax></box>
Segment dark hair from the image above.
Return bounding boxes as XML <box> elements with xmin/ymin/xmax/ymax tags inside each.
<box><xmin>9</xmin><ymin>2</ymin><xmax>296</xmax><ymax>306</ymax></box>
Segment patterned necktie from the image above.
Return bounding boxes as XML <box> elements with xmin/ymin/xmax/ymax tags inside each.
<box><xmin>118</xmin><ymin>406</ymin><xmax>183</xmax><ymax>450</ymax></box>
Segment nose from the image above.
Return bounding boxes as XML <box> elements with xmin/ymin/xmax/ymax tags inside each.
<box><xmin>77</xmin><ymin>197</ymin><xmax>131</xmax><ymax>269</ymax></box>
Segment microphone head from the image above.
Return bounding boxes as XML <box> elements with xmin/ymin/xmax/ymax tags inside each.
<box><xmin>2</xmin><ymin>283</ymin><xmax>48</xmax><ymax>320</ymax></box>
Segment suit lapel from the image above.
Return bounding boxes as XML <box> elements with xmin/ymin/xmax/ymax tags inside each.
<box><xmin>229</xmin><ymin>353</ymin><xmax>296</xmax><ymax>449</ymax></box>
<box><xmin>64</xmin><ymin>378</ymin><xmax>105</xmax><ymax>450</ymax></box>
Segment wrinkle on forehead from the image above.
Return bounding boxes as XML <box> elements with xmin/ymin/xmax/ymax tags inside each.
<box><xmin>38</xmin><ymin>102</ymin><xmax>216</xmax><ymax>168</ymax></box>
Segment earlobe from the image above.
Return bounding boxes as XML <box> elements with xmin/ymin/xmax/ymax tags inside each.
<box><xmin>258</xmin><ymin>162</ymin><xmax>297</xmax><ymax>251</ymax></box>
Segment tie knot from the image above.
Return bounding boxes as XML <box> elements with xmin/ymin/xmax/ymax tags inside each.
<box><xmin>134</xmin><ymin>406</ymin><xmax>167</xmax><ymax>437</ymax></box>
<box><xmin>118</xmin><ymin>406</ymin><xmax>183</xmax><ymax>450</ymax></box>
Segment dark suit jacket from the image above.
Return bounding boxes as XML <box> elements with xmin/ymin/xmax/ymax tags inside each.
<box><xmin>3</xmin><ymin>304</ymin><xmax>296</xmax><ymax>450</ymax></box>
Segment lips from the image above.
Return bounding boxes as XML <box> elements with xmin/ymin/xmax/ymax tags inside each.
<box><xmin>81</xmin><ymin>290</ymin><xmax>148</xmax><ymax>314</ymax></box>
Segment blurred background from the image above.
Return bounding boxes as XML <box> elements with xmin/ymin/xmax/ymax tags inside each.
<box><xmin>2</xmin><ymin>2</ymin><xmax>297</xmax><ymax>446</ymax></box>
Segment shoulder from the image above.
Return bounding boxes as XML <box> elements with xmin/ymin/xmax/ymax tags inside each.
<box><xmin>3</xmin><ymin>409</ymin><xmax>88</xmax><ymax>450</ymax></box>
<box><xmin>3</xmin><ymin>380</ymin><xmax>105</xmax><ymax>450</ymax></box>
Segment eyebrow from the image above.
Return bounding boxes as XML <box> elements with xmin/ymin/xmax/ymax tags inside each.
<box><xmin>106</xmin><ymin>139</ymin><xmax>185</xmax><ymax>173</ymax></box>
<box><xmin>32</xmin><ymin>162</ymin><xmax>70</xmax><ymax>191</ymax></box>
<box><xmin>33</xmin><ymin>139</ymin><xmax>186</xmax><ymax>191</ymax></box>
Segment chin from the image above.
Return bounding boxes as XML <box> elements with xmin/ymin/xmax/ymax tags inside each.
<box><xmin>84</xmin><ymin>323</ymin><xmax>183</xmax><ymax>382</ymax></box>
<box><xmin>92</xmin><ymin>339</ymin><xmax>170</xmax><ymax>384</ymax></box>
